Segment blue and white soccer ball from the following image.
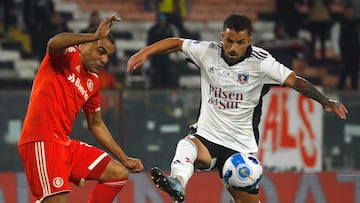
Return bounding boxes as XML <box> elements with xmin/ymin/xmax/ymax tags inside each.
<box><xmin>222</xmin><ymin>153</ymin><xmax>263</xmax><ymax>190</ymax></box>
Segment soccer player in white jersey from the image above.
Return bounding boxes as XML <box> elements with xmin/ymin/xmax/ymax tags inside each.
<box><xmin>127</xmin><ymin>14</ymin><xmax>348</xmax><ymax>203</ymax></box>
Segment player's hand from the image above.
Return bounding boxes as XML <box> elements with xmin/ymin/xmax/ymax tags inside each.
<box><xmin>95</xmin><ymin>14</ymin><xmax>121</xmax><ymax>39</ymax></box>
<box><xmin>126</xmin><ymin>50</ymin><xmax>147</xmax><ymax>73</ymax></box>
<box><xmin>323</xmin><ymin>99</ymin><xmax>348</xmax><ymax>120</ymax></box>
<box><xmin>123</xmin><ymin>157</ymin><xmax>144</xmax><ymax>173</ymax></box>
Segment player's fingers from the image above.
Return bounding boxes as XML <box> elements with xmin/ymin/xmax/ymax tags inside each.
<box><xmin>130</xmin><ymin>165</ymin><xmax>143</xmax><ymax>173</ymax></box>
<box><xmin>127</xmin><ymin>60</ymin><xmax>140</xmax><ymax>72</ymax></box>
<box><xmin>103</xmin><ymin>16</ymin><xmax>111</xmax><ymax>24</ymax></box>
<box><xmin>126</xmin><ymin>64</ymin><xmax>135</xmax><ymax>72</ymax></box>
<box><xmin>130</xmin><ymin>67</ymin><xmax>136</xmax><ymax>73</ymax></box>
<box><xmin>107</xmin><ymin>14</ymin><xmax>122</xmax><ymax>22</ymax></box>
<box><xmin>131</xmin><ymin>63</ymin><xmax>142</xmax><ymax>72</ymax></box>
<box><xmin>336</xmin><ymin>104</ymin><xmax>347</xmax><ymax>119</ymax></box>
<box><xmin>112</xmin><ymin>15</ymin><xmax>122</xmax><ymax>21</ymax></box>
<box><xmin>341</xmin><ymin>103</ymin><xmax>348</xmax><ymax>114</ymax></box>
<box><xmin>102</xmin><ymin>16</ymin><xmax>114</xmax><ymax>28</ymax></box>
<box><xmin>338</xmin><ymin>112</ymin><xmax>346</xmax><ymax>120</ymax></box>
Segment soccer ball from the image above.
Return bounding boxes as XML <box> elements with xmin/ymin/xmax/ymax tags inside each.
<box><xmin>222</xmin><ymin>153</ymin><xmax>263</xmax><ymax>191</ymax></box>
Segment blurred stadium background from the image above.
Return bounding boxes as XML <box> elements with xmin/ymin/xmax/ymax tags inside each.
<box><xmin>1</xmin><ymin>0</ymin><xmax>360</xmax><ymax>202</ymax></box>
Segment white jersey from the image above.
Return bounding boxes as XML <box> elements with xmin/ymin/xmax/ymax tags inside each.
<box><xmin>181</xmin><ymin>39</ymin><xmax>293</xmax><ymax>153</ymax></box>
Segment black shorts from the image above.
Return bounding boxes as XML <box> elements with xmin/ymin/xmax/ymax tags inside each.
<box><xmin>193</xmin><ymin>134</ymin><xmax>259</xmax><ymax>194</ymax></box>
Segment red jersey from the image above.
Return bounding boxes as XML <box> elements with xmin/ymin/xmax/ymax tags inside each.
<box><xmin>19</xmin><ymin>46</ymin><xmax>101</xmax><ymax>146</ymax></box>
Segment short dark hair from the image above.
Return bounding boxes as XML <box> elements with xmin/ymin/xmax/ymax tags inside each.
<box><xmin>84</xmin><ymin>27</ymin><xmax>115</xmax><ymax>44</ymax></box>
<box><xmin>223</xmin><ymin>14</ymin><xmax>252</xmax><ymax>35</ymax></box>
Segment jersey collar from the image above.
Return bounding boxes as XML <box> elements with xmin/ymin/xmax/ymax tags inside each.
<box><xmin>220</xmin><ymin>43</ymin><xmax>252</xmax><ymax>66</ymax></box>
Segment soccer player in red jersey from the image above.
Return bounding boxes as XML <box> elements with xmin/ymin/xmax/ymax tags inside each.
<box><xmin>18</xmin><ymin>14</ymin><xmax>144</xmax><ymax>203</ymax></box>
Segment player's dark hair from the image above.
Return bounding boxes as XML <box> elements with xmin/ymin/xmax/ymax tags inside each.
<box><xmin>223</xmin><ymin>14</ymin><xmax>252</xmax><ymax>35</ymax></box>
<box><xmin>85</xmin><ymin>27</ymin><xmax>115</xmax><ymax>44</ymax></box>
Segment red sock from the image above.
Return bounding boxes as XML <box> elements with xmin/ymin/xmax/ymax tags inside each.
<box><xmin>88</xmin><ymin>178</ymin><xmax>128</xmax><ymax>203</ymax></box>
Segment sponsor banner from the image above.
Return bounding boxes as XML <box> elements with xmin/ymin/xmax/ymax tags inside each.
<box><xmin>1</xmin><ymin>172</ymin><xmax>358</xmax><ymax>203</ymax></box>
<box><xmin>258</xmin><ymin>87</ymin><xmax>323</xmax><ymax>172</ymax></box>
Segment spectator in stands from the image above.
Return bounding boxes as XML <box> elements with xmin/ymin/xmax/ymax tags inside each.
<box><xmin>22</xmin><ymin>0</ymin><xmax>55</xmax><ymax>60</ymax></box>
<box><xmin>274</xmin><ymin>23</ymin><xmax>291</xmax><ymax>39</ymax></box>
<box><xmin>47</xmin><ymin>12</ymin><xmax>72</xmax><ymax>39</ymax></box>
<box><xmin>157</xmin><ymin>0</ymin><xmax>193</xmax><ymax>38</ymax></box>
<box><xmin>305</xmin><ymin>0</ymin><xmax>333</xmax><ymax>61</ymax></box>
<box><xmin>147</xmin><ymin>14</ymin><xmax>177</xmax><ymax>88</ymax></box>
<box><xmin>144</xmin><ymin>0</ymin><xmax>155</xmax><ymax>11</ymax></box>
<box><xmin>81</xmin><ymin>11</ymin><xmax>102</xmax><ymax>33</ymax></box>
<box><xmin>329</xmin><ymin>0</ymin><xmax>346</xmax><ymax>21</ymax></box>
<box><xmin>2</xmin><ymin>0</ymin><xmax>17</xmax><ymax>32</ymax></box>
<box><xmin>98</xmin><ymin>66</ymin><xmax>121</xmax><ymax>90</ymax></box>
<box><xmin>337</xmin><ymin>5</ymin><xmax>360</xmax><ymax>90</ymax></box>
<box><xmin>275</xmin><ymin>0</ymin><xmax>308</xmax><ymax>38</ymax></box>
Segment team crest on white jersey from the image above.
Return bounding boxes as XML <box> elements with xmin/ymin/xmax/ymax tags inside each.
<box><xmin>237</xmin><ymin>73</ymin><xmax>249</xmax><ymax>84</ymax></box>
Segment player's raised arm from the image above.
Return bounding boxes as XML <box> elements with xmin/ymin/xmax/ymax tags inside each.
<box><xmin>127</xmin><ymin>37</ymin><xmax>183</xmax><ymax>72</ymax></box>
<box><xmin>47</xmin><ymin>14</ymin><xmax>121</xmax><ymax>55</ymax></box>
<box><xmin>284</xmin><ymin>72</ymin><xmax>348</xmax><ymax>119</ymax></box>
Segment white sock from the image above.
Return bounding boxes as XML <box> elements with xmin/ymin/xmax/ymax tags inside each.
<box><xmin>170</xmin><ymin>138</ymin><xmax>198</xmax><ymax>188</ymax></box>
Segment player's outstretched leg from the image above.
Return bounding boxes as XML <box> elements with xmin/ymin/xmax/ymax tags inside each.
<box><xmin>150</xmin><ymin>166</ymin><xmax>185</xmax><ymax>202</ymax></box>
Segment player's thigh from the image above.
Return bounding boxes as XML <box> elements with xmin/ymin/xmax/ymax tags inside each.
<box><xmin>227</xmin><ymin>187</ymin><xmax>259</xmax><ymax>203</ymax></box>
<box><xmin>98</xmin><ymin>159</ymin><xmax>129</xmax><ymax>181</ymax></box>
<box><xmin>19</xmin><ymin>142</ymin><xmax>71</xmax><ymax>201</ymax></box>
<box><xmin>71</xmin><ymin>141</ymin><xmax>127</xmax><ymax>183</ymax></box>
<box><xmin>186</xmin><ymin>135</ymin><xmax>212</xmax><ymax>169</ymax></box>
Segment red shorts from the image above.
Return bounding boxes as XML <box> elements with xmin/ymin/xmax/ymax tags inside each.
<box><xmin>18</xmin><ymin>140</ymin><xmax>112</xmax><ymax>201</ymax></box>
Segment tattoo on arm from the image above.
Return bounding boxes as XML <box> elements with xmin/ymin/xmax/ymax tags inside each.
<box><xmin>293</xmin><ymin>77</ymin><xmax>329</xmax><ymax>106</ymax></box>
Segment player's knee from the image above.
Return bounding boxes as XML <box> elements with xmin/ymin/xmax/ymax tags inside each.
<box><xmin>100</xmin><ymin>161</ymin><xmax>128</xmax><ymax>188</ymax></box>
<box><xmin>95</xmin><ymin>163</ymin><xmax>129</xmax><ymax>193</ymax></box>
<box><xmin>101</xmin><ymin>160</ymin><xmax>128</xmax><ymax>181</ymax></box>
<box><xmin>111</xmin><ymin>164</ymin><xmax>128</xmax><ymax>179</ymax></box>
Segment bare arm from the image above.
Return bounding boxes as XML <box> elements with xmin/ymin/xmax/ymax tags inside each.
<box><xmin>47</xmin><ymin>33</ymin><xmax>99</xmax><ymax>55</ymax></box>
<box><xmin>284</xmin><ymin>72</ymin><xmax>348</xmax><ymax>119</ymax></box>
<box><xmin>47</xmin><ymin>14</ymin><xmax>121</xmax><ymax>55</ymax></box>
<box><xmin>86</xmin><ymin>111</ymin><xmax>144</xmax><ymax>173</ymax></box>
<box><xmin>127</xmin><ymin>37</ymin><xmax>183</xmax><ymax>72</ymax></box>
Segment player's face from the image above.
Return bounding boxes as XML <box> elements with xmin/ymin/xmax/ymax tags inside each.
<box><xmin>80</xmin><ymin>38</ymin><xmax>115</xmax><ymax>73</ymax></box>
<box><xmin>221</xmin><ymin>28</ymin><xmax>251</xmax><ymax>65</ymax></box>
